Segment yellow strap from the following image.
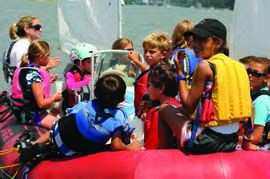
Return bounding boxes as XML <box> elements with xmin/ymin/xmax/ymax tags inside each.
<box><xmin>0</xmin><ymin>147</ymin><xmax>19</xmax><ymax>155</ymax></box>
<box><xmin>0</xmin><ymin>163</ymin><xmax>21</xmax><ymax>169</ymax></box>
<box><xmin>11</xmin><ymin>163</ymin><xmax>24</xmax><ymax>179</ymax></box>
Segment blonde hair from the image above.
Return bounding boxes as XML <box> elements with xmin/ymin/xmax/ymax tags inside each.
<box><xmin>112</xmin><ymin>37</ymin><xmax>133</xmax><ymax>50</ymax></box>
<box><xmin>9</xmin><ymin>16</ymin><xmax>38</xmax><ymax>40</ymax></box>
<box><xmin>171</xmin><ymin>20</ymin><xmax>194</xmax><ymax>50</ymax></box>
<box><xmin>20</xmin><ymin>40</ymin><xmax>51</xmax><ymax>67</ymax></box>
<box><xmin>142</xmin><ymin>32</ymin><xmax>170</xmax><ymax>52</ymax></box>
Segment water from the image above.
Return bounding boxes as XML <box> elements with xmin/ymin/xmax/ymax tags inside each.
<box><xmin>123</xmin><ymin>5</ymin><xmax>233</xmax><ymax>52</ymax></box>
<box><xmin>0</xmin><ymin>0</ymin><xmax>233</xmax><ymax>91</ymax></box>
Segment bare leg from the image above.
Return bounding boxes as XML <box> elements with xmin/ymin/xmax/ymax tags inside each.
<box><xmin>40</xmin><ymin>113</ymin><xmax>59</xmax><ymax>129</ymax></box>
<box><xmin>158</xmin><ymin>105</ymin><xmax>189</xmax><ymax>149</ymax></box>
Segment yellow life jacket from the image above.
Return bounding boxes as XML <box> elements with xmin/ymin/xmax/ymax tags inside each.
<box><xmin>191</xmin><ymin>53</ymin><xmax>251</xmax><ymax>127</ymax></box>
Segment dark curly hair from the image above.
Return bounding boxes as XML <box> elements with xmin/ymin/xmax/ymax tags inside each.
<box><xmin>94</xmin><ymin>74</ymin><xmax>126</xmax><ymax>109</ymax></box>
<box><xmin>148</xmin><ymin>64</ymin><xmax>178</xmax><ymax>98</ymax></box>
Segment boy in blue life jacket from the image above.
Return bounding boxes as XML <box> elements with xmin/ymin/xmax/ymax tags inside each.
<box><xmin>17</xmin><ymin>74</ymin><xmax>142</xmax><ymax>162</ymax></box>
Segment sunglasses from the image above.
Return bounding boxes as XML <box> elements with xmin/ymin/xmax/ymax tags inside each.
<box><xmin>124</xmin><ymin>48</ymin><xmax>134</xmax><ymax>51</ymax></box>
<box><xmin>246</xmin><ymin>68</ymin><xmax>267</xmax><ymax>78</ymax></box>
<box><xmin>29</xmin><ymin>24</ymin><xmax>42</xmax><ymax>31</ymax></box>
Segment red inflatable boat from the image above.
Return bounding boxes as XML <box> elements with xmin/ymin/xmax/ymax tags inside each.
<box><xmin>27</xmin><ymin>150</ymin><xmax>269</xmax><ymax>179</ymax></box>
<box><xmin>0</xmin><ymin>91</ymin><xmax>269</xmax><ymax>179</ymax></box>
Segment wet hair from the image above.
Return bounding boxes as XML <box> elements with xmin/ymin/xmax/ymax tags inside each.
<box><xmin>171</xmin><ymin>20</ymin><xmax>194</xmax><ymax>50</ymax></box>
<box><xmin>239</xmin><ymin>56</ymin><xmax>257</xmax><ymax>65</ymax></box>
<box><xmin>143</xmin><ymin>32</ymin><xmax>170</xmax><ymax>52</ymax></box>
<box><xmin>9</xmin><ymin>16</ymin><xmax>38</xmax><ymax>40</ymax></box>
<box><xmin>94</xmin><ymin>74</ymin><xmax>126</xmax><ymax>109</ymax></box>
<box><xmin>148</xmin><ymin>64</ymin><xmax>178</xmax><ymax>97</ymax></box>
<box><xmin>250</xmin><ymin>57</ymin><xmax>270</xmax><ymax>74</ymax></box>
<box><xmin>112</xmin><ymin>37</ymin><xmax>133</xmax><ymax>50</ymax></box>
<box><xmin>20</xmin><ymin>40</ymin><xmax>51</xmax><ymax>67</ymax></box>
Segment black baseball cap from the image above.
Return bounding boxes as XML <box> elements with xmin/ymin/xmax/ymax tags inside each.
<box><xmin>184</xmin><ymin>18</ymin><xmax>226</xmax><ymax>40</ymax></box>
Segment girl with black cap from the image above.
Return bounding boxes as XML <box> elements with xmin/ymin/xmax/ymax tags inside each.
<box><xmin>158</xmin><ymin>18</ymin><xmax>257</xmax><ymax>154</ymax></box>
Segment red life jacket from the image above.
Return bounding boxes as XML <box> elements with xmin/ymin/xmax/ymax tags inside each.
<box><xmin>144</xmin><ymin>98</ymin><xmax>181</xmax><ymax>149</ymax></box>
<box><xmin>134</xmin><ymin>69</ymin><xmax>150</xmax><ymax>115</ymax></box>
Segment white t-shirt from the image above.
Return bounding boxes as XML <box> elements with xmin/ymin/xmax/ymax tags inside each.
<box><xmin>9</xmin><ymin>38</ymin><xmax>30</xmax><ymax>67</ymax></box>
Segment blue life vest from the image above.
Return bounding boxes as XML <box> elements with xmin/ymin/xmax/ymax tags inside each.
<box><xmin>67</xmin><ymin>99</ymin><xmax>134</xmax><ymax>144</ymax></box>
<box><xmin>170</xmin><ymin>48</ymin><xmax>203</xmax><ymax>88</ymax></box>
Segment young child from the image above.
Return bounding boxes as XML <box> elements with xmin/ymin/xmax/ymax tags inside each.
<box><xmin>13</xmin><ymin>40</ymin><xmax>62</xmax><ymax>129</ymax></box>
<box><xmin>18</xmin><ymin>74</ymin><xmax>142</xmax><ymax>162</ymax></box>
<box><xmin>246</xmin><ymin>57</ymin><xmax>270</xmax><ymax>148</ymax></box>
<box><xmin>239</xmin><ymin>55</ymin><xmax>256</xmax><ymax>69</ymax></box>
<box><xmin>158</xmin><ymin>18</ymin><xmax>257</xmax><ymax>153</ymax></box>
<box><xmin>144</xmin><ymin>64</ymin><xmax>181</xmax><ymax>149</ymax></box>
<box><xmin>169</xmin><ymin>19</ymin><xmax>203</xmax><ymax>89</ymax></box>
<box><xmin>134</xmin><ymin>32</ymin><xmax>170</xmax><ymax>116</ymax></box>
<box><xmin>62</xmin><ymin>43</ymin><xmax>97</xmax><ymax>112</ymax></box>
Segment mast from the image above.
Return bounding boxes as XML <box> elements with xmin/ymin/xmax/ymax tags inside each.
<box><xmin>118</xmin><ymin>0</ymin><xmax>124</xmax><ymax>38</ymax></box>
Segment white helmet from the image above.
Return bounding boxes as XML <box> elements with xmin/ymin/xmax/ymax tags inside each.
<box><xmin>70</xmin><ymin>43</ymin><xmax>97</xmax><ymax>61</ymax></box>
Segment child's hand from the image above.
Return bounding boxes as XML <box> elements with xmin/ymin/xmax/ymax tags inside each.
<box><xmin>47</xmin><ymin>56</ymin><xmax>60</xmax><ymax>70</ymax></box>
<box><xmin>140</xmin><ymin>112</ymin><xmax>148</xmax><ymax>122</ymax></box>
<box><xmin>128</xmin><ymin>50</ymin><xmax>139</xmax><ymax>66</ymax></box>
<box><xmin>128</xmin><ymin>138</ymin><xmax>142</xmax><ymax>150</ymax></box>
<box><xmin>140</xmin><ymin>100</ymin><xmax>152</xmax><ymax>113</ymax></box>
<box><xmin>53</xmin><ymin>92</ymin><xmax>62</xmax><ymax>102</ymax></box>
<box><xmin>50</xmin><ymin>74</ymin><xmax>58</xmax><ymax>83</ymax></box>
<box><xmin>174</xmin><ymin>50</ymin><xmax>185</xmax><ymax>73</ymax></box>
<box><xmin>83</xmin><ymin>75</ymin><xmax>91</xmax><ymax>84</ymax></box>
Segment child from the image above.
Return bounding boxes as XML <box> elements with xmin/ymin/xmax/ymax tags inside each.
<box><xmin>169</xmin><ymin>20</ymin><xmax>203</xmax><ymax>89</ymax></box>
<box><xmin>144</xmin><ymin>64</ymin><xmax>181</xmax><ymax>149</ymax></box>
<box><xmin>134</xmin><ymin>32</ymin><xmax>170</xmax><ymax>116</ymax></box>
<box><xmin>13</xmin><ymin>40</ymin><xmax>62</xmax><ymax>129</ymax></box>
<box><xmin>112</xmin><ymin>37</ymin><xmax>148</xmax><ymax>72</ymax></box>
<box><xmin>170</xmin><ymin>20</ymin><xmax>194</xmax><ymax>52</ymax></box>
<box><xmin>246</xmin><ymin>57</ymin><xmax>270</xmax><ymax>148</ymax></box>
<box><xmin>62</xmin><ymin>43</ymin><xmax>97</xmax><ymax>112</ymax></box>
<box><xmin>239</xmin><ymin>55</ymin><xmax>256</xmax><ymax>69</ymax></box>
<box><xmin>158</xmin><ymin>18</ymin><xmax>257</xmax><ymax>153</ymax></box>
<box><xmin>18</xmin><ymin>74</ymin><xmax>142</xmax><ymax>162</ymax></box>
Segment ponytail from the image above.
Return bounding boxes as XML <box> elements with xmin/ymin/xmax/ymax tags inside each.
<box><xmin>9</xmin><ymin>23</ymin><xmax>19</xmax><ymax>40</ymax></box>
<box><xmin>20</xmin><ymin>54</ymin><xmax>29</xmax><ymax>67</ymax></box>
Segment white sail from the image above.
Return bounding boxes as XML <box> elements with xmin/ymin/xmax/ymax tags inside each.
<box><xmin>58</xmin><ymin>0</ymin><xmax>122</xmax><ymax>53</ymax></box>
<box><xmin>230</xmin><ymin>0</ymin><xmax>270</xmax><ymax>59</ymax></box>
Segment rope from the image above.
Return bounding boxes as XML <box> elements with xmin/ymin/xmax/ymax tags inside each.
<box><xmin>11</xmin><ymin>163</ymin><xmax>25</xmax><ymax>179</ymax></box>
<box><xmin>0</xmin><ymin>146</ymin><xmax>25</xmax><ymax>179</ymax></box>
<box><xmin>11</xmin><ymin>167</ymin><xmax>20</xmax><ymax>179</ymax></box>
<box><xmin>0</xmin><ymin>147</ymin><xmax>19</xmax><ymax>155</ymax></box>
<box><xmin>0</xmin><ymin>163</ymin><xmax>21</xmax><ymax>169</ymax></box>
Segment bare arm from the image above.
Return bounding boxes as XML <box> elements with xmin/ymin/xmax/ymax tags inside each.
<box><xmin>32</xmin><ymin>82</ymin><xmax>62</xmax><ymax>109</ymax></box>
<box><xmin>241</xmin><ymin>102</ymin><xmax>258</xmax><ymax>150</ymax></box>
<box><xmin>252</xmin><ymin>125</ymin><xmax>264</xmax><ymax>144</ymax></box>
<box><xmin>46</xmin><ymin>56</ymin><xmax>60</xmax><ymax>70</ymax></box>
<box><xmin>111</xmin><ymin>133</ymin><xmax>142</xmax><ymax>151</ymax></box>
<box><xmin>174</xmin><ymin>50</ymin><xmax>212</xmax><ymax>114</ymax></box>
<box><xmin>128</xmin><ymin>51</ymin><xmax>148</xmax><ymax>71</ymax></box>
<box><xmin>251</xmin><ymin>100</ymin><xmax>267</xmax><ymax>144</ymax></box>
